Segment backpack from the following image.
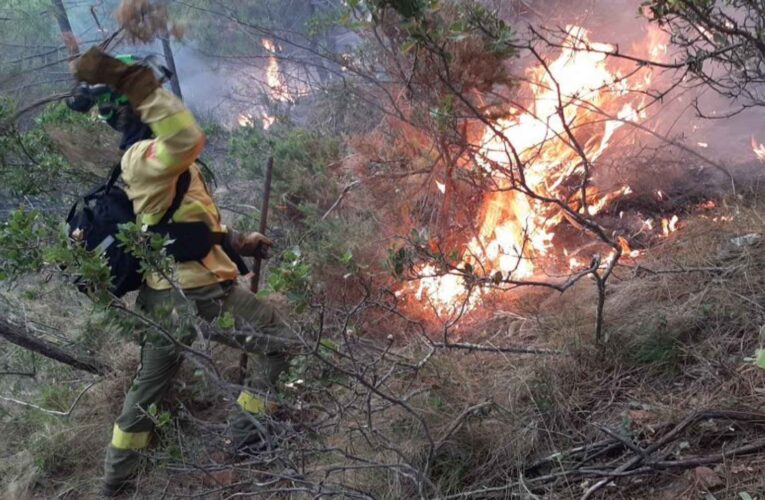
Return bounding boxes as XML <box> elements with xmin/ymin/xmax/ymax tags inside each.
<box><xmin>66</xmin><ymin>163</ymin><xmax>247</xmax><ymax>297</ymax></box>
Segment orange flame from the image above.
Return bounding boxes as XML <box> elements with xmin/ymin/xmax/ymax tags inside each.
<box><xmin>238</xmin><ymin>114</ymin><xmax>253</xmax><ymax>127</ymax></box>
<box><xmin>414</xmin><ymin>26</ymin><xmax>664</xmax><ymax>313</ymax></box>
<box><xmin>262</xmin><ymin>38</ymin><xmax>293</xmax><ymax>103</ymax></box>
<box><xmin>661</xmin><ymin>215</ymin><xmax>679</xmax><ymax>236</ymax></box>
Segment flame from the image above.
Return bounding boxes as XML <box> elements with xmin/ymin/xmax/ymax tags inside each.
<box><xmin>238</xmin><ymin>114</ymin><xmax>253</xmax><ymax>127</ymax></box>
<box><xmin>569</xmin><ymin>256</ymin><xmax>589</xmax><ymax>271</ymax></box>
<box><xmin>618</xmin><ymin>236</ymin><xmax>631</xmax><ymax>254</ymax></box>
<box><xmin>414</xmin><ymin>26</ymin><xmax>665</xmax><ymax>312</ymax></box>
<box><xmin>662</xmin><ymin>215</ymin><xmax>679</xmax><ymax>236</ymax></box>
<box><xmin>415</xmin><ymin>265</ymin><xmax>469</xmax><ymax>308</ymax></box>
<box><xmin>588</xmin><ymin>186</ymin><xmax>632</xmax><ymax>216</ymax></box>
<box><xmin>618</xmin><ymin>236</ymin><xmax>641</xmax><ymax>259</ymax></box>
<box><xmin>262</xmin><ymin>113</ymin><xmax>275</xmax><ymax>129</ymax></box>
<box><xmin>262</xmin><ymin>38</ymin><xmax>293</xmax><ymax>103</ymax></box>
<box><xmin>237</xmin><ymin>112</ymin><xmax>275</xmax><ymax>130</ymax></box>
<box><xmin>752</xmin><ymin>137</ymin><xmax>765</xmax><ymax>162</ymax></box>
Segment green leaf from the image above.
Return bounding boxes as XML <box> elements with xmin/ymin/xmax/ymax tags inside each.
<box><xmin>216</xmin><ymin>312</ymin><xmax>236</xmax><ymax>331</ymax></box>
<box><xmin>320</xmin><ymin>339</ymin><xmax>338</xmax><ymax>351</ymax></box>
<box><xmin>340</xmin><ymin>249</ymin><xmax>354</xmax><ymax>264</ymax></box>
<box><xmin>401</xmin><ymin>39</ymin><xmax>418</xmax><ymax>53</ymax></box>
<box><xmin>158</xmin><ymin>411</ymin><xmax>172</xmax><ymax>428</ymax></box>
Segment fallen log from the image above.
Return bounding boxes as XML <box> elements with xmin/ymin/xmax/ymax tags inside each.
<box><xmin>0</xmin><ymin>317</ymin><xmax>110</xmax><ymax>375</ymax></box>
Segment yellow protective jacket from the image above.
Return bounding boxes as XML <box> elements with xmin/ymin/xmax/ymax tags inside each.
<box><xmin>120</xmin><ymin>87</ymin><xmax>238</xmax><ymax>290</ymax></box>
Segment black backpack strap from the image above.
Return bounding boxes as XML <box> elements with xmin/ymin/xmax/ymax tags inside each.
<box><xmin>84</xmin><ymin>162</ymin><xmax>122</xmax><ymax>200</ymax></box>
<box><xmin>68</xmin><ymin>162</ymin><xmax>123</xmax><ymax>223</ymax></box>
<box><xmin>104</xmin><ymin>162</ymin><xmax>122</xmax><ymax>192</ymax></box>
<box><xmin>157</xmin><ymin>170</ymin><xmax>192</xmax><ymax>226</ymax></box>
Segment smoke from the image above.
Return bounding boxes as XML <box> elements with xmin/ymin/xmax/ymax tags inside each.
<box><xmin>166</xmin><ymin>43</ymin><xmax>241</xmax><ymax>120</ymax></box>
<box><xmin>59</xmin><ymin>0</ymin><xmax>765</xmax><ymax>173</ymax></box>
<box><xmin>60</xmin><ymin>1</ymin><xmax>262</xmax><ymax>126</ymax></box>
<box><xmin>515</xmin><ymin>0</ymin><xmax>765</xmax><ymax>194</ymax></box>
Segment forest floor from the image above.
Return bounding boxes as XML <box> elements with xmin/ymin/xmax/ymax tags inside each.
<box><xmin>2</xmin><ymin>189</ymin><xmax>765</xmax><ymax>499</ymax></box>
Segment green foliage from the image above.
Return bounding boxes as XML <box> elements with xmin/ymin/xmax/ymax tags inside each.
<box><xmin>0</xmin><ymin>99</ymin><xmax>96</xmax><ymax>197</ymax></box>
<box><xmin>388</xmin><ymin>246</ymin><xmax>415</xmax><ymax>278</ymax></box>
<box><xmin>0</xmin><ymin>208</ymin><xmax>48</xmax><ymax>281</ymax></box>
<box><xmin>0</xmin><ymin>132</ymin><xmax>69</xmax><ymax>197</ymax></box>
<box><xmin>43</xmin><ymin>220</ymin><xmax>176</xmax><ymax>305</ymax></box>
<box><xmin>640</xmin><ymin>0</ymin><xmax>765</xmax><ymax>107</ymax></box>
<box><xmin>176</xmin><ymin>0</ymin><xmax>317</xmax><ymax>57</ymax></box>
<box><xmin>25</xmin><ymin>384</ymin><xmax>83</xmax><ymax>475</ymax></box>
<box><xmin>374</xmin><ymin>0</ymin><xmax>435</xmax><ymax>19</ymax></box>
<box><xmin>37</xmin><ymin>102</ymin><xmax>95</xmax><ymax>127</ymax></box>
<box><xmin>44</xmin><ymin>229</ymin><xmax>113</xmax><ymax>301</ymax></box>
<box><xmin>216</xmin><ymin>311</ymin><xmax>236</xmax><ymax>330</ymax></box>
<box><xmin>261</xmin><ymin>247</ymin><xmax>312</xmax><ymax>311</ymax></box>
<box><xmin>148</xmin><ymin>403</ymin><xmax>173</xmax><ymax>429</ymax></box>
<box><xmin>642</xmin><ymin>0</ymin><xmax>715</xmax><ymax>20</ymax></box>
<box><xmin>361</xmin><ymin>0</ymin><xmax>516</xmax><ymax>60</ymax></box>
<box><xmin>229</xmin><ymin>125</ymin><xmax>341</xmax><ymax>217</ymax></box>
<box><xmin>306</xmin><ymin>3</ymin><xmax>346</xmax><ymax>37</ymax></box>
<box><xmin>228</xmin><ymin>123</ymin><xmax>371</xmax><ymax>299</ymax></box>
<box><xmin>36</xmin><ymin>384</ymin><xmax>75</xmax><ymax>413</ymax></box>
<box><xmin>0</xmin><ymin>0</ymin><xmax>59</xmax><ymax>71</ymax></box>
<box><xmin>528</xmin><ymin>376</ymin><xmax>557</xmax><ymax>415</ymax></box>
<box><xmin>115</xmin><ymin>222</ymin><xmax>176</xmax><ymax>280</ymax></box>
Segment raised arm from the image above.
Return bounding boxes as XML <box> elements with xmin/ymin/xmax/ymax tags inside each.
<box><xmin>71</xmin><ymin>46</ymin><xmax>204</xmax><ymax>177</ymax></box>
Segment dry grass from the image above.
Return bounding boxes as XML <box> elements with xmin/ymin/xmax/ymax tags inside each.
<box><xmin>310</xmin><ymin>193</ymin><xmax>765</xmax><ymax>497</ymax></box>
<box><xmin>4</xmin><ymin>195</ymin><xmax>765</xmax><ymax>498</ymax></box>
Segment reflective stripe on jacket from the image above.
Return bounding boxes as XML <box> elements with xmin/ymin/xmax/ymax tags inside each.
<box><xmin>121</xmin><ymin>88</ymin><xmax>238</xmax><ymax>290</ymax></box>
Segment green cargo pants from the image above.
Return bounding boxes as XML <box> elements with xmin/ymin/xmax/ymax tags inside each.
<box><xmin>104</xmin><ymin>280</ymin><xmax>297</xmax><ymax>488</ymax></box>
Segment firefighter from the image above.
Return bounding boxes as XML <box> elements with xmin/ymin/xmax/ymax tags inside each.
<box><xmin>70</xmin><ymin>47</ymin><xmax>298</xmax><ymax>496</ymax></box>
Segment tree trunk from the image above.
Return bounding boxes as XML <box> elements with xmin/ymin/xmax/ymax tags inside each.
<box><xmin>0</xmin><ymin>317</ymin><xmax>110</xmax><ymax>375</ymax></box>
<box><xmin>161</xmin><ymin>37</ymin><xmax>183</xmax><ymax>98</ymax></box>
<box><xmin>309</xmin><ymin>1</ymin><xmax>330</xmax><ymax>84</ymax></box>
<box><xmin>50</xmin><ymin>0</ymin><xmax>79</xmax><ymax>57</ymax></box>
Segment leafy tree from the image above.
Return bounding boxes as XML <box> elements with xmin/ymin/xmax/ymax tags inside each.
<box><xmin>0</xmin><ymin>0</ymin><xmax>64</xmax><ymax>105</ymax></box>
<box><xmin>644</xmin><ymin>0</ymin><xmax>765</xmax><ymax>109</ymax></box>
